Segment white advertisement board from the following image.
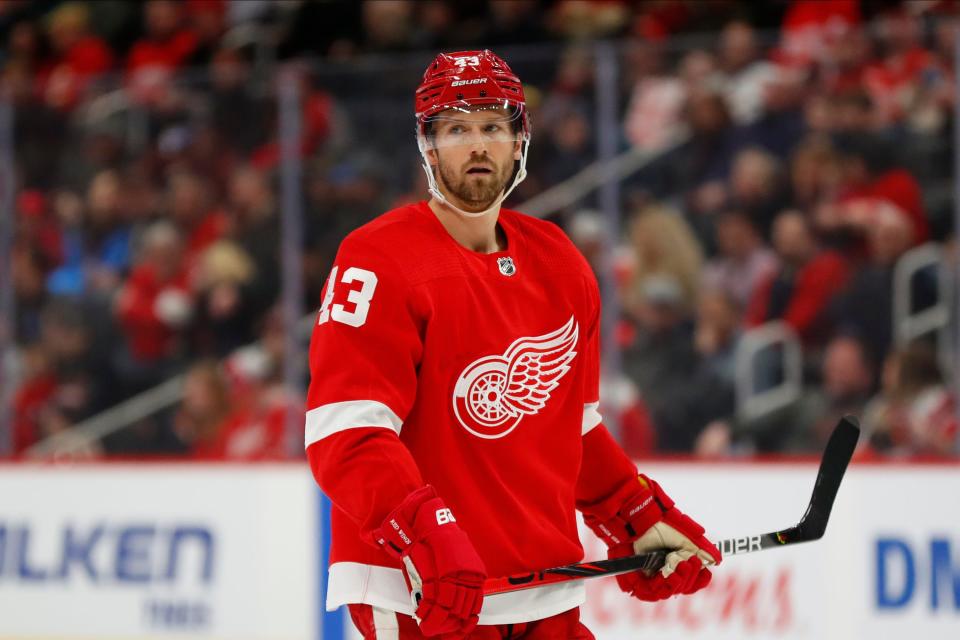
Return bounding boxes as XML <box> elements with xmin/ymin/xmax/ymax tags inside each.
<box><xmin>0</xmin><ymin>464</ymin><xmax>318</xmax><ymax>640</ymax></box>
<box><xmin>1</xmin><ymin>462</ymin><xmax>957</xmax><ymax>640</ymax></box>
<box><xmin>579</xmin><ymin>463</ymin><xmax>960</xmax><ymax>640</ymax></box>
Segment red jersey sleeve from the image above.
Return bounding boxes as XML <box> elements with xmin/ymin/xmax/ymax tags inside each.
<box><xmin>305</xmin><ymin>234</ymin><xmax>425</xmax><ymax>544</ymax></box>
<box><xmin>575</xmin><ymin>272</ymin><xmax>641</xmax><ymax>519</ymax></box>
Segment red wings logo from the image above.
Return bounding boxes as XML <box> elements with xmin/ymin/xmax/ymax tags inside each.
<box><xmin>452</xmin><ymin>317</ymin><xmax>579</xmax><ymax>439</ymax></box>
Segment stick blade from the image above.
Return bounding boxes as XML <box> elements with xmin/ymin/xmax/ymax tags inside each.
<box><xmin>798</xmin><ymin>415</ymin><xmax>860</xmax><ymax>541</ymax></box>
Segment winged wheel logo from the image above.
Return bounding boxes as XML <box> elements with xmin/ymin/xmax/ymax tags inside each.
<box><xmin>452</xmin><ymin>317</ymin><xmax>578</xmax><ymax>439</ymax></box>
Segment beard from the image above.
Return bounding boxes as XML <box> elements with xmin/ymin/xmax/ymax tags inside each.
<box><xmin>436</xmin><ymin>154</ymin><xmax>514</xmax><ymax>210</ymax></box>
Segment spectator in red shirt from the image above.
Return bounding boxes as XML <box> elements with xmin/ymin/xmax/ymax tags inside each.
<box><xmin>218</xmin><ymin>308</ymin><xmax>299</xmax><ymax>459</ymax></box>
<box><xmin>11</xmin><ymin>344</ymin><xmax>58</xmax><ymax>455</ymax></box>
<box><xmin>865</xmin><ymin>342</ymin><xmax>958</xmax><ymax>457</ymax></box>
<box><xmin>863</xmin><ymin>9</ymin><xmax>936</xmax><ymax>126</ymax></box>
<box><xmin>251</xmin><ymin>70</ymin><xmax>335</xmax><ymax>170</ymax></box>
<box><xmin>127</xmin><ymin>0</ymin><xmax>198</xmax><ymax>103</ymax></box>
<box><xmin>745</xmin><ymin>210</ymin><xmax>849</xmax><ymax>346</ymax></box>
<box><xmin>815</xmin><ymin>134</ymin><xmax>929</xmax><ymax>258</ymax></box>
<box><xmin>827</xmin><ymin>200</ymin><xmax>922</xmax><ymax>368</ymax></box>
<box><xmin>41</xmin><ymin>2</ymin><xmax>114</xmax><ymax>110</ymax></box>
<box><xmin>175</xmin><ymin>350</ymin><xmax>291</xmax><ymax>461</ymax></box>
<box><xmin>15</xmin><ymin>190</ymin><xmax>63</xmax><ymax>275</ymax></box>
<box><xmin>820</xmin><ymin>22</ymin><xmax>875</xmax><ymax>96</ymax></box>
<box><xmin>600</xmin><ymin>375</ymin><xmax>656</xmax><ymax>459</ymax></box>
<box><xmin>780</xmin><ymin>0</ymin><xmax>862</xmax><ymax>68</ymax></box>
<box><xmin>115</xmin><ymin>221</ymin><xmax>193</xmax><ymax>368</ymax></box>
<box><xmin>183</xmin><ymin>0</ymin><xmax>228</xmax><ymax>67</ymax></box>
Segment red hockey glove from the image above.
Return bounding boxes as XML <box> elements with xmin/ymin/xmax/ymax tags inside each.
<box><xmin>584</xmin><ymin>474</ymin><xmax>721</xmax><ymax>601</ymax></box>
<box><xmin>375</xmin><ymin>486</ymin><xmax>486</xmax><ymax>638</ymax></box>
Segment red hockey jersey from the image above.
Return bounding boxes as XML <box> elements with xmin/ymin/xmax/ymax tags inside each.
<box><xmin>305</xmin><ymin>202</ymin><xmax>639</xmax><ymax>624</ymax></box>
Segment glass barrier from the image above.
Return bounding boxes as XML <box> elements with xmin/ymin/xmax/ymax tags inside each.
<box><xmin>3</xmin><ymin>21</ymin><xmax>958</xmax><ymax>461</ymax></box>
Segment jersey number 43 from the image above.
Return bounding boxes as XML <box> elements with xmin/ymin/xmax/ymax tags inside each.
<box><xmin>317</xmin><ymin>266</ymin><xmax>378</xmax><ymax>328</ymax></box>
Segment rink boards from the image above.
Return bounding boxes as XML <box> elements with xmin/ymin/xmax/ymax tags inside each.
<box><xmin>0</xmin><ymin>461</ymin><xmax>957</xmax><ymax>640</ymax></box>
<box><xmin>578</xmin><ymin>462</ymin><xmax>960</xmax><ymax>640</ymax></box>
<box><xmin>0</xmin><ymin>464</ymin><xmax>318</xmax><ymax>640</ymax></box>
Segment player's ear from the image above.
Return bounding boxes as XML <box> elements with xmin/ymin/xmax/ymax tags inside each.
<box><xmin>426</xmin><ymin>147</ymin><xmax>439</xmax><ymax>166</ymax></box>
<box><xmin>513</xmin><ymin>138</ymin><xmax>522</xmax><ymax>161</ymax></box>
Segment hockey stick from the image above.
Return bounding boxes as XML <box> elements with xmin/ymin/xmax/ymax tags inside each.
<box><xmin>484</xmin><ymin>415</ymin><xmax>861</xmax><ymax>596</ymax></box>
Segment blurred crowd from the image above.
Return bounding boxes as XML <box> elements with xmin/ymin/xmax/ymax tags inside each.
<box><xmin>3</xmin><ymin>0</ymin><xmax>959</xmax><ymax>460</ymax></box>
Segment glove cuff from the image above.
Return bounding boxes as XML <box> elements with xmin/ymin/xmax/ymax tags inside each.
<box><xmin>585</xmin><ymin>474</ymin><xmax>666</xmax><ymax>546</ymax></box>
<box><xmin>641</xmin><ymin>474</ymin><xmax>676</xmax><ymax>511</ymax></box>
<box><xmin>375</xmin><ymin>485</ymin><xmax>445</xmax><ymax>559</ymax></box>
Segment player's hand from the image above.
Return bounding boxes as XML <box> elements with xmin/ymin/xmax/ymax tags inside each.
<box><xmin>584</xmin><ymin>474</ymin><xmax>720</xmax><ymax>601</ymax></box>
<box><xmin>375</xmin><ymin>486</ymin><xmax>486</xmax><ymax>637</ymax></box>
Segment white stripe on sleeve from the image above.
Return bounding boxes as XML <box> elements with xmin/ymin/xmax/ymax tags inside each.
<box><xmin>582</xmin><ymin>402</ymin><xmax>602</xmax><ymax>435</ymax></box>
<box><xmin>304</xmin><ymin>400</ymin><xmax>403</xmax><ymax>448</ymax></box>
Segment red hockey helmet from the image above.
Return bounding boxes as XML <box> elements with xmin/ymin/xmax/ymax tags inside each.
<box><xmin>415</xmin><ymin>50</ymin><xmax>530</xmax><ymax>139</ymax></box>
<box><xmin>414</xmin><ymin>49</ymin><xmax>532</xmax><ymax>217</ymax></box>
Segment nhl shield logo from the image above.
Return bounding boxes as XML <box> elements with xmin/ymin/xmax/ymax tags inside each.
<box><xmin>497</xmin><ymin>256</ymin><xmax>516</xmax><ymax>276</ymax></box>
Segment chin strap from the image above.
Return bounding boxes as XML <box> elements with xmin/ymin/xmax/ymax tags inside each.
<box><xmin>418</xmin><ymin>134</ymin><xmax>530</xmax><ymax>219</ymax></box>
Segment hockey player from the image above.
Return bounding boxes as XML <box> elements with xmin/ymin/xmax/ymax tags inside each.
<box><xmin>306</xmin><ymin>50</ymin><xmax>721</xmax><ymax>639</ymax></box>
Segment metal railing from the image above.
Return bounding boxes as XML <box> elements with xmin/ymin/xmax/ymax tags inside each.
<box><xmin>734</xmin><ymin>321</ymin><xmax>803</xmax><ymax>423</ymax></box>
<box><xmin>26</xmin><ymin>311</ymin><xmax>322</xmax><ymax>458</ymax></box>
<box><xmin>893</xmin><ymin>242</ymin><xmax>954</xmax><ymax>377</ymax></box>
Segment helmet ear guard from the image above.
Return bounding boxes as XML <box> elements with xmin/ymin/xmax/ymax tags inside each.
<box><xmin>414</xmin><ymin>50</ymin><xmax>531</xmax><ymax>218</ymax></box>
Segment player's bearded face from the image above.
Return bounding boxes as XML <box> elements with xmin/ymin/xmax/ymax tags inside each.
<box><xmin>430</xmin><ymin>110</ymin><xmax>519</xmax><ymax>210</ymax></box>
<box><xmin>436</xmin><ymin>151</ymin><xmax>513</xmax><ymax>208</ymax></box>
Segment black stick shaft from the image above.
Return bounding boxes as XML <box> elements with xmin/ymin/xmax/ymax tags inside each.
<box><xmin>484</xmin><ymin>416</ymin><xmax>860</xmax><ymax>596</ymax></box>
